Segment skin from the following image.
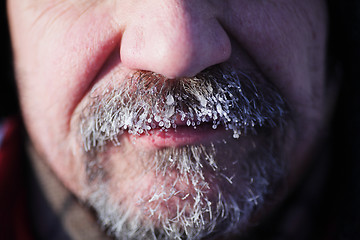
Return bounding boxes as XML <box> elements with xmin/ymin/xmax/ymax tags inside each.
<box><xmin>8</xmin><ymin>0</ymin><xmax>333</xmax><ymax>238</ymax></box>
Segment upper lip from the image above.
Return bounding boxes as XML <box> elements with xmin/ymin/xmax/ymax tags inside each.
<box><xmin>149</xmin><ymin>114</ymin><xmax>214</xmax><ymax>130</ymax></box>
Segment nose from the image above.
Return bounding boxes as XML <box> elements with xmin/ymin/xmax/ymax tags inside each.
<box><xmin>120</xmin><ymin>1</ymin><xmax>231</xmax><ymax>78</ymax></box>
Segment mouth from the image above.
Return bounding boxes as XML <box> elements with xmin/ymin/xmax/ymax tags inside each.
<box><xmin>80</xmin><ymin>67</ymin><xmax>288</xmax><ymax>153</ymax></box>
<box><xmin>127</xmin><ymin>119</ymin><xmax>228</xmax><ymax>148</ymax></box>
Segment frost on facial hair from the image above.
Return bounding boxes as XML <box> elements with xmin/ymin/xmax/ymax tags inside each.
<box><xmin>80</xmin><ymin>67</ymin><xmax>287</xmax><ymax>152</ymax></box>
<box><xmin>80</xmin><ymin>67</ymin><xmax>288</xmax><ymax>239</ymax></box>
<box><xmin>87</xmin><ymin>142</ymin><xmax>283</xmax><ymax>240</ymax></box>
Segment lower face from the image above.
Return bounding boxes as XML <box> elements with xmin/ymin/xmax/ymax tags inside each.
<box><xmin>8</xmin><ymin>0</ymin><xmax>331</xmax><ymax>239</ymax></box>
<box><xmin>75</xmin><ymin>68</ymin><xmax>289</xmax><ymax>239</ymax></box>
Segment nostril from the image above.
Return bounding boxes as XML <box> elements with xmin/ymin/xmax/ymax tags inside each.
<box><xmin>120</xmin><ymin>11</ymin><xmax>231</xmax><ymax>79</ymax></box>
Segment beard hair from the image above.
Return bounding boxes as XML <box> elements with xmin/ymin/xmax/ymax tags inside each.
<box><xmin>79</xmin><ymin>65</ymin><xmax>289</xmax><ymax>239</ymax></box>
<box><xmin>86</xmin><ymin>139</ymin><xmax>284</xmax><ymax>240</ymax></box>
<box><xmin>80</xmin><ymin>66</ymin><xmax>287</xmax><ymax>152</ymax></box>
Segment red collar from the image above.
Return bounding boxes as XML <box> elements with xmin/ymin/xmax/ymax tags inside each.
<box><xmin>0</xmin><ymin>117</ymin><xmax>33</xmax><ymax>240</ymax></box>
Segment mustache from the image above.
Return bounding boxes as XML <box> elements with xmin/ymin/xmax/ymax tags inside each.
<box><xmin>80</xmin><ymin>66</ymin><xmax>289</xmax><ymax>152</ymax></box>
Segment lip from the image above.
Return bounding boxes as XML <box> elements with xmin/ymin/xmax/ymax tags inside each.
<box><xmin>128</xmin><ymin>122</ymin><xmax>227</xmax><ymax>148</ymax></box>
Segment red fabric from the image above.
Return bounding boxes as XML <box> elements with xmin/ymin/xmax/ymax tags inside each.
<box><xmin>0</xmin><ymin>117</ymin><xmax>33</xmax><ymax>240</ymax></box>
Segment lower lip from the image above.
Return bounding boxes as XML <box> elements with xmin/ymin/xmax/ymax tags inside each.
<box><xmin>127</xmin><ymin>124</ymin><xmax>226</xmax><ymax>148</ymax></box>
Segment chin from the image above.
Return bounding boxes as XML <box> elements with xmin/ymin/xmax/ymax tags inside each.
<box><xmin>69</xmin><ymin>67</ymin><xmax>294</xmax><ymax>239</ymax></box>
<box><xmin>75</xmin><ymin>125</ymin><xmax>288</xmax><ymax>239</ymax></box>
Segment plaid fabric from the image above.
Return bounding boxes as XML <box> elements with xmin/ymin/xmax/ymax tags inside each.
<box><xmin>0</xmin><ymin>117</ymin><xmax>33</xmax><ymax>240</ymax></box>
<box><xmin>0</xmin><ymin>117</ymin><xmax>112</xmax><ymax>240</ymax></box>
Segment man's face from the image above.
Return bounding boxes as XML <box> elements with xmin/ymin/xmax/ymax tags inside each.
<box><xmin>8</xmin><ymin>0</ymin><xmax>330</xmax><ymax>239</ymax></box>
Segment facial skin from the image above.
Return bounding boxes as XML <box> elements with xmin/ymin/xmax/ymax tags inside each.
<box><xmin>8</xmin><ymin>0</ymin><xmax>331</xmax><ymax>239</ymax></box>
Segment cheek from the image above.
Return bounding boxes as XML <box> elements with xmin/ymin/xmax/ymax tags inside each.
<box><xmin>224</xmin><ymin>0</ymin><xmax>328</xmax><ymax>178</ymax></box>
<box><xmin>8</xmin><ymin>3</ymin><xmax>125</xmax><ymax>195</ymax></box>
<box><xmin>11</xmin><ymin>5</ymin><xmax>120</xmax><ymax>156</ymax></box>
<box><xmin>225</xmin><ymin>0</ymin><xmax>328</xmax><ymax>101</ymax></box>
<box><xmin>7</xmin><ymin>1</ymin><xmax>129</xmax><ymax>196</ymax></box>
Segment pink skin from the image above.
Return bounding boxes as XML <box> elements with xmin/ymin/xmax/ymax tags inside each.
<box><xmin>128</xmin><ymin>126</ymin><xmax>228</xmax><ymax>149</ymax></box>
<box><xmin>8</xmin><ymin>0</ymin><xmax>332</xmax><ymax>235</ymax></box>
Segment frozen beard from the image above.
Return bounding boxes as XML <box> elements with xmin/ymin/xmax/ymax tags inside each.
<box><xmin>79</xmin><ymin>66</ymin><xmax>289</xmax><ymax>240</ymax></box>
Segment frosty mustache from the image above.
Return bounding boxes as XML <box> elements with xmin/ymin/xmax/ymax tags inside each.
<box><xmin>80</xmin><ymin>66</ymin><xmax>288</xmax><ymax>152</ymax></box>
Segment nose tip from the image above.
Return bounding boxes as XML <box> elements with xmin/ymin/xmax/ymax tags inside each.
<box><xmin>120</xmin><ymin>6</ymin><xmax>231</xmax><ymax>78</ymax></box>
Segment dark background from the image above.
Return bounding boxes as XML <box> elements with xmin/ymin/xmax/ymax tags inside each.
<box><xmin>328</xmin><ymin>1</ymin><xmax>360</xmax><ymax>239</ymax></box>
<box><xmin>0</xmin><ymin>1</ymin><xmax>17</xmax><ymax>118</ymax></box>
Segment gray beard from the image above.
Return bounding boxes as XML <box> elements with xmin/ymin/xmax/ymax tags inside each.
<box><xmin>79</xmin><ymin>66</ymin><xmax>289</xmax><ymax>239</ymax></box>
